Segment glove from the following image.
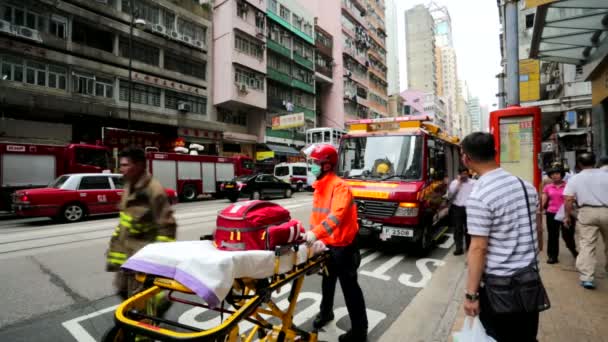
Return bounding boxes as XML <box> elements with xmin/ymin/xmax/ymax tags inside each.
<box><xmin>304</xmin><ymin>231</ymin><xmax>317</xmax><ymax>245</ymax></box>
<box><xmin>311</xmin><ymin>240</ymin><xmax>327</xmax><ymax>255</ymax></box>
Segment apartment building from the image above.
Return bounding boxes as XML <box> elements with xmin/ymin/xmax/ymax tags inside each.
<box><xmin>0</xmin><ymin>0</ymin><xmax>221</xmax><ymax>152</ymax></box>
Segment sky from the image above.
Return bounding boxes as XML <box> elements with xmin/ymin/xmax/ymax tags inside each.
<box><xmin>395</xmin><ymin>0</ymin><xmax>503</xmax><ymax>109</ymax></box>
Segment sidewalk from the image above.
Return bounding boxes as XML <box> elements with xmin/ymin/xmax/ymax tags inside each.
<box><xmin>449</xmin><ymin>238</ymin><xmax>608</xmax><ymax>342</ymax></box>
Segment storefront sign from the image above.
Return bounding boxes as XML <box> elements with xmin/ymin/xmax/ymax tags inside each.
<box><xmin>519</xmin><ymin>59</ymin><xmax>540</xmax><ymax>102</ymax></box>
<box><xmin>256</xmin><ymin>151</ymin><xmax>275</xmax><ymax>161</ymax></box>
<box><xmin>102</xmin><ymin>127</ymin><xmax>164</xmax><ymax>150</ymax></box>
<box><xmin>132</xmin><ymin>72</ymin><xmax>206</xmax><ymax>96</ymax></box>
<box><xmin>271</xmin><ymin>113</ymin><xmax>305</xmax><ymax>130</ymax></box>
<box><xmin>178</xmin><ymin>128</ymin><xmax>221</xmax><ymax>140</ymax></box>
<box><xmin>524</xmin><ymin>0</ymin><xmax>557</xmax><ymax>9</ymax></box>
<box><xmin>591</xmin><ymin>61</ymin><xmax>608</xmax><ymax>106</ymax></box>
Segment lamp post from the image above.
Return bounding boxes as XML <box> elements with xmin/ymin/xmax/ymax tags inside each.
<box><xmin>127</xmin><ymin>5</ymin><xmax>146</xmax><ymax>144</ymax></box>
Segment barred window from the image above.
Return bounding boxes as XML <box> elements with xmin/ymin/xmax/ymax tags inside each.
<box><xmin>1</xmin><ymin>55</ymin><xmax>67</xmax><ymax>90</ymax></box>
<box><xmin>234</xmin><ymin>66</ymin><xmax>264</xmax><ymax>91</ymax></box>
<box><xmin>235</xmin><ymin>33</ymin><xmax>264</xmax><ymax>60</ymax></box>
<box><xmin>164</xmin><ymin>53</ymin><xmax>206</xmax><ymax>80</ymax></box>
<box><xmin>119</xmin><ymin>80</ymin><xmax>161</xmax><ymax>107</ymax></box>
<box><xmin>165</xmin><ymin>90</ymin><xmax>207</xmax><ymax>115</ymax></box>
<box><xmin>119</xmin><ymin>38</ymin><xmax>160</xmax><ymax>66</ymax></box>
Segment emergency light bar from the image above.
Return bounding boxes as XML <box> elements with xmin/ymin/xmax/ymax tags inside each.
<box><xmin>346</xmin><ymin>115</ymin><xmax>432</xmax><ymax>134</ymax></box>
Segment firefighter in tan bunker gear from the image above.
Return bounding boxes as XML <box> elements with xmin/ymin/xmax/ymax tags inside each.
<box><xmin>105</xmin><ymin>147</ymin><xmax>177</xmax><ymax>300</ymax></box>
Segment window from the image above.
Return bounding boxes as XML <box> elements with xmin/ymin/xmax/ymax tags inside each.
<box><xmin>303</xmin><ymin>22</ymin><xmax>312</xmax><ymax>37</ymax></box>
<box><xmin>50</xmin><ymin>175</ymin><xmax>70</xmax><ymax>189</ymax></box>
<box><xmin>1</xmin><ymin>4</ymin><xmax>45</xmax><ymax>31</ymax></box>
<box><xmin>122</xmin><ymin>0</ymin><xmax>160</xmax><ymax>25</ymax></box>
<box><xmin>25</xmin><ymin>60</ymin><xmax>46</xmax><ymax>86</ymax></box>
<box><xmin>111</xmin><ymin>176</ymin><xmax>124</xmax><ymax>189</ymax></box>
<box><xmin>47</xmin><ymin>65</ymin><xmax>66</xmax><ymax>90</ymax></box>
<box><xmin>119</xmin><ymin>80</ymin><xmax>161</xmax><ymax>107</ymax></box>
<box><xmin>293</xmin><ymin>167</ymin><xmax>306</xmax><ymax>176</ymax></box>
<box><xmin>75</xmin><ymin>148</ymin><xmax>110</xmax><ymax>169</ymax></box>
<box><xmin>178</xmin><ymin>18</ymin><xmax>207</xmax><ymax>43</ymax></box>
<box><xmin>78</xmin><ymin>176</ymin><xmax>112</xmax><ymax>190</ymax></box>
<box><xmin>165</xmin><ymin>53</ymin><xmax>206</xmax><ymax>80</ymax></box>
<box><xmin>165</xmin><ymin>90</ymin><xmax>207</xmax><ymax>115</ymax></box>
<box><xmin>267</xmin><ymin>52</ymin><xmax>291</xmax><ymax>75</ymax></box>
<box><xmin>218</xmin><ymin>110</ymin><xmax>247</xmax><ymax>126</ymax></box>
<box><xmin>293</xmin><ymin>14</ymin><xmax>303</xmax><ymax>31</ymax></box>
<box><xmin>73</xmin><ymin>21</ymin><xmax>114</xmax><ymax>53</ymax></box>
<box><xmin>72</xmin><ymin>72</ymin><xmax>95</xmax><ymax>95</ymax></box>
<box><xmin>525</xmin><ymin>13</ymin><xmax>534</xmax><ymax>29</ymax></box>
<box><xmin>269</xmin><ymin>0</ymin><xmax>278</xmax><ymax>13</ymax></box>
<box><xmin>275</xmin><ymin>166</ymin><xmax>289</xmax><ymax>176</ymax></box>
<box><xmin>292</xmin><ymin>66</ymin><xmax>313</xmax><ymax>85</ymax></box>
<box><xmin>235</xmin><ymin>33</ymin><xmax>264</xmax><ymax>60</ymax></box>
<box><xmin>95</xmin><ymin>77</ymin><xmax>114</xmax><ymax>98</ymax></box>
<box><xmin>428</xmin><ymin>138</ymin><xmax>446</xmax><ymax>180</ymax></box>
<box><xmin>1</xmin><ymin>55</ymin><xmax>24</xmax><ymax>83</ymax></box>
<box><xmin>255</xmin><ymin>11</ymin><xmax>265</xmax><ymax>30</ymax></box>
<box><xmin>119</xmin><ymin>38</ymin><xmax>160</xmax><ymax>66</ymax></box>
<box><xmin>279</xmin><ymin>5</ymin><xmax>290</xmax><ymax>21</ymax></box>
<box><xmin>234</xmin><ymin>66</ymin><xmax>264</xmax><ymax>91</ymax></box>
<box><xmin>236</xmin><ymin>1</ymin><xmax>248</xmax><ymax>19</ymax></box>
<box><xmin>50</xmin><ymin>15</ymin><xmax>67</xmax><ymax>39</ymax></box>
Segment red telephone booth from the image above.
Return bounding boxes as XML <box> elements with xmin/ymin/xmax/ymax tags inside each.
<box><xmin>489</xmin><ymin>106</ymin><xmax>542</xmax><ymax>189</ymax></box>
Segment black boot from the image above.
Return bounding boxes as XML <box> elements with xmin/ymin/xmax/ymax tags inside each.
<box><xmin>339</xmin><ymin>329</ymin><xmax>367</xmax><ymax>342</ymax></box>
<box><xmin>313</xmin><ymin>312</ymin><xmax>334</xmax><ymax>330</ymax></box>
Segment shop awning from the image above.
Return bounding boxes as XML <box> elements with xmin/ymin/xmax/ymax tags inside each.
<box><xmin>265</xmin><ymin>143</ymin><xmax>301</xmax><ymax>156</ymax></box>
<box><xmin>530</xmin><ymin>0</ymin><xmax>608</xmax><ymax>65</ymax></box>
<box><xmin>223</xmin><ymin>132</ymin><xmax>258</xmax><ymax>143</ymax></box>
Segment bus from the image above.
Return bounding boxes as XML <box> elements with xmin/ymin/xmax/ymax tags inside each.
<box><xmin>305</xmin><ymin>127</ymin><xmax>346</xmax><ymax>148</ymax></box>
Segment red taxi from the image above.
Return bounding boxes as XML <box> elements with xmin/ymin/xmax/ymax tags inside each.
<box><xmin>12</xmin><ymin>173</ymin><xmax>178</xmax><ymax>222</ymax></box>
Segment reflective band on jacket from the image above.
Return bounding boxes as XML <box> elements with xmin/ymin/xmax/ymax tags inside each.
<box><xmin>312</xmin><ymin>207</ymin><xmax>330</xmax><ymax>214</ymax></box>
<box><xmin>321</xmin><ymin>221</ymin><xmax>333</xmax><ymax>235</ymax></box>
<box><xmin>327</xmin><ymin>214</ymin><xmax>340</xmax><ymax>226</ymax></box>
<box><xmin>119</xmin><ymin>211</ymin><xmax>155</xmax><ymax>235</ymax></box>
<box><xmin>220</xmin><ymin>241</ymin><xmax>246</xmax><ymax>250</ymax></box>
<box><xmin>107</xmin><ymin>251</ymin><xmax>127</xmax><ymax>265</ymax></box>
<box><xmin>155</xmin><ymin>236</ymin><xmax>175</xmax><ymax>242</ymax></box>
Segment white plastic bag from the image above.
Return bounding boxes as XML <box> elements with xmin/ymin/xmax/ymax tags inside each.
<box><xmin>452</xmin><ymin>316</ymin><xmax>496</xmax><ymax>342</ymax></box>
<box><xmin>554</xmin><ymin>204</ymin><xmax>565</xmax><ymax>222</ymax></box>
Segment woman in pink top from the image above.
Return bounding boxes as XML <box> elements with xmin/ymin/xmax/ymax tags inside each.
<box><xmin>541</xmin><ymin>164</ymin><xmax>578</xmax><ymax>264</ymax></box>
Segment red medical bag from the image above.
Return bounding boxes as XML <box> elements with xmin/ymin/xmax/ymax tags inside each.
<box><xmin>214</xmin><ymin>200</ymin><xmax>303</xmax><ymax>251</ymax></box>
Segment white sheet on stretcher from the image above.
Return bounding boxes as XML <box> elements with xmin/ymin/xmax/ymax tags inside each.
<box><xmin>121</xmin><ymin>240</ymin><xmax>311</xmax><ymax>308</ymax></box>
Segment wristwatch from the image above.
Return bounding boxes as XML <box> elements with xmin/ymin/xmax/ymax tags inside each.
<box><xmin>465</xmin><ymin>292</ymin><xmax>480</xmax><ymax>302</ymax></box>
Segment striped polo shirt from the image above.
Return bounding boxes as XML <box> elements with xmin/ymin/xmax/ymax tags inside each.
<box><xmin>466</xmin><ymin>168</ymin><xmax>538</xmax><ymax>276</ymax></box>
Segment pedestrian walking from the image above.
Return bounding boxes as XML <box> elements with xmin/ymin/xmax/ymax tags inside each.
<box><xmin>541</xmin><ymin>164</ymin><xmax>578</xmax><ymax>264</ymax></box>
<box><xmin>105</xmin><ymin>147</ymin><xmax>177</xmax><ymax>303</ymax></box>
<box><xmin>461</xmin><ymin>132</ymin><xmax>548</xmax><ymax>342</ymax></box>
<box><xmin>563</xmin><ymin>153</ymin><xmax>608</xmax><ymax>290</ymax></box>
<box><xmin>302</xmin><ymin>144</ymin><xmax>368</xmax><ymax>342</ymax></box>
<box><xmin>448</xmin><ymin>166</ymin><xmax>475</xmax><ymax>255</ymax></box>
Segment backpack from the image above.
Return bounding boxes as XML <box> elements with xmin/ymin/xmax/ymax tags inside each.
<box><xmin>214</xmin><ymin>200</ymin><xmax>304</xmax><ymax>251</ymax></box>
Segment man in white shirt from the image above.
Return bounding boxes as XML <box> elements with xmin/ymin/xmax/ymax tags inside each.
<box><xmin>448</xmin><ymin>166</ymin><xmax>476</xmax><ymax>255</ymax></box>
<box><xmin>564</xmin><ymin>153</ymin><xmax>608</xmax><ymax>289</ymax></box>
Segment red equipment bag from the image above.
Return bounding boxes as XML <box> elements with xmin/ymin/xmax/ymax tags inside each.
<box><xmin>267</xmin><ymin>219</ymin><xmax>305</xmax><ymax>250</ymax></box>
<box><xmin>214</xmin><ymin>200</ymin><xmax>301</xmax><ymax>251</ymax></box>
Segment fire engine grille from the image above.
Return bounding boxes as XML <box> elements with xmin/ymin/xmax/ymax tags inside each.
<box><xmin>355</xmin><ymin>200</ymin><xmax>398</xmax><ymax>218</ymax></box>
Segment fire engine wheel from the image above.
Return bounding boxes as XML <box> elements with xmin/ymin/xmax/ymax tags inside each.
<box><xmin>182</xmin><ymin>185</ymin><xmax>198</xmax><ymax>202</ymax></box>
<box><xmin>412</xmin><ymin>226</ymin><xmax>431</xmax><ymax>256</ymax></box>
<box><xmin>251</xmin><ymin>191</ymin><xmax>261</xmax><ymax>200</ymax></box>
<box><xmin>61</xmin><ymin>203</ymin><xmax>85</xmax><ymax>222</ymax></box>
<box><xmin>101</xmin><ymin>325</ymin><xmax>131</xmax><ymax>342</ymax></box>
<box><xmin>284</xmin><ymin>189</ymin><xmax>293</xmax><ymax>198</ymax></box>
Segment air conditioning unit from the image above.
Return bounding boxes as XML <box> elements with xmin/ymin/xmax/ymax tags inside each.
<box><xmin>144</xmin><ymin>22</ymin><xmax>153</xmax><ymax>31</ymax></box>
<box><xmin>546</xmin><ymin>84</ymin><xmax>559</xmax><ymax>92</ymax></box>
<box><xmin>181</xmin><ymin>35</ymin><xmax>192</xmax><ymax>44</ymax></box>
<box><xmin>153</xmin><ymin>24</ymin><xmax>166</xmax><ymax>35</ymax></box>
<box><xmin>344</xmin><ymin>91</ymin><xmax>352</xmax><ymax>98</ymax></box>
<box><xmin>17</xmin><ymin>27</ymin><xmax>42</xmax><ymax>42</ymax></box>
<box><xmin>0</xmin><ymin>19</ymin><xmax>11</xmax><ymax>34</ymax></box>
<box><xmin>168</xmin><ymin>31</ymin><xmax>180</xmax><ymax>40</ymax></box>
<box><xmin>238</xmin><ymin>83</ymin><xmax>249</xmax><ymax>93</ymax></box>
<box><xmin>178</xmin><ymin>102</ymin><xmax>192</xmax><ymax>112</ymax></box>
<box><xmin>193</xmin><ymin>40</ymin><xmax>206</xmax><ymax>49</ymax></box>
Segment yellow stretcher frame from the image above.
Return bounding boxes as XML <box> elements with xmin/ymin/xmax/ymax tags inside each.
<box><xmin>106</xmin><ymin>244</ymin><xmax>329</xmax><ymax>342</ymax></box>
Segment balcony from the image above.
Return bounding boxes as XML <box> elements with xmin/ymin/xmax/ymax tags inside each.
<box><xmin>267</xmin><ymin>39</ymin><xmax>291</xmax><ymax>59</ymax></box>
<box><xmin>368</xmin><ymin>30</ymin><xmax>385</xmax><ymax>49</ymax></box>
<box><xmin>315</xmin><ymin>26</ymin><xmax>333</xmax><ymax>57</ymax></box>
<box><xmin>265</xmin><ymin>127</ymin><xmax>306</xmax><ymax>142</ymax></box>
<box><xmin>368</xmin><ymin>49</ymin><xmax>385</xmax><ymax>63</ymax></box>
<box><xmin>316</xmin><ymin>65</ymin><xmax>332</xmax><ymax>79</ymax></box>
<box><xmin>369</xmin><ymin>66</ymin><xmax>387</xmax><ymax>82</ymax></box>
<box><xmin>267</xmin><ymin>67</ymin><xmax>292</xmax><ymax>86</ymax></box>
<box><xmin>291</xmin><ymin>79</ymin><xmax>315</xmax><ymax>94</ymax></box>
<box><xmin>342</xmin><ymin>0</ymin><xmax>367</xmax><ymax>28</ymax></box>
<box><xmin>294</xmin><ymin>105</ymin><xmax>315</xmax><ymax>121</ymax></box>
<box><xmin>294</xmin><ymin>53</ymin><xmax>314</xmax><ymax>71</ymax></box>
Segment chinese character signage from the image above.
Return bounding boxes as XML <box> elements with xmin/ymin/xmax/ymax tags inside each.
<box><xmin>271</xmin><ymin>113</ymin><xmax>305</xmax><ymax>130</ymax></box>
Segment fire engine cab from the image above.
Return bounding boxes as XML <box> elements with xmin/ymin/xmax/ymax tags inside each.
<box><xmin>338</xmin><ymin>115</ymin><xmax>461</xmax><ymax>252</ymax></box>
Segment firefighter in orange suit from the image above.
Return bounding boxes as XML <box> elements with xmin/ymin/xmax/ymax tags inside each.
<box><xmin>303</xmin><ymin>144</ymin><xmax>368</xmax><ymax>342</ymax></box>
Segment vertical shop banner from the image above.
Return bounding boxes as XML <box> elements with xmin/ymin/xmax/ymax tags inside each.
<box><xmin>519</xmin><ymin>59</ymin><xmax>540</xmax><ymax>102</ymax></box>
<box><xmin>499</xmin><ymin>116</ymin><xmax>534</xmax><ymax>185</ymax></box>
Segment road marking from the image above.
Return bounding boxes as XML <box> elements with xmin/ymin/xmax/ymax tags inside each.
<box><xmin>359</xmin><ymin>251</ymin><xmax>382</xmax><ymax>268</ymax></box>
<box><xmin>360</xmin><ymin>255</ymin><xmax>405</xmax><ymax>281</ymax></box>
<box><xmin>438</xmin><ymin>233</ymin><xmax>455</xmax><ymax>249</ymax></box>
<box><xmin>398</xmin><ymin>258</ymin><xmax>446</xmax><ymax>288</ymax></box>
<box><xmin>62</xmin><ymin>305</ymin><xmax>118</xmax><ymax>342</ymax></box>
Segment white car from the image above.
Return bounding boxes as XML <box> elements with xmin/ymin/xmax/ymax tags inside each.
<box><xmin>274</xmin><ymin>162</ymin><xmax>312</xmax><ymax>191</ymax></box>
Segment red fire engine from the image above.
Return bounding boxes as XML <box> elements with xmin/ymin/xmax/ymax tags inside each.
<box><xmin>338</xmin><ymin>115</ymin><xmax>461</xmax><ymax>252</ymax></box>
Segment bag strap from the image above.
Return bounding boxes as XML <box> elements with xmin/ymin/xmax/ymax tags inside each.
<box><xmin>517</xmin><ymin>177</ymin><xmax>539</xmax><ymax>270</ymax></box>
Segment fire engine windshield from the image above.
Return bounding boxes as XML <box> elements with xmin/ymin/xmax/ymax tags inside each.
<box><xmin>338</xmin><ymin>135</ymin><xmax>423</xmax><ymax>180</ymax></box>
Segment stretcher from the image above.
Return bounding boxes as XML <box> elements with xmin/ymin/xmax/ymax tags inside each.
<box><xmin>103</xmin><ymin>237</ymin><xmax>329</xmax><ymax>342</ymax></box>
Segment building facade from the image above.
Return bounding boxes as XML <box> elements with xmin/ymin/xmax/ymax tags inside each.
<box><xmin>468</xmin><ymin>96</ymin><xmax>481</xmax><ymax>132</ymax></box>
<box><xmin>385</xmin><ymin>0</ymin><xmax>399</xmax><ymax>100</ymax></box>
<box><xmin>405</xmin><ymin>5</ymin><xmax>436</xmax><ymax>94</ymax></box>
<box><xmin>0</xmin><ymin>0</ymin><xmax>219</xmax><ymax>153</ymax></box>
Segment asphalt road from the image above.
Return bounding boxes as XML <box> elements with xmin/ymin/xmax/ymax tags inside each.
<box><xmin>0</xmin><ymin>193</ymin><xmax>455</xmax><ymax>341</ymax></box>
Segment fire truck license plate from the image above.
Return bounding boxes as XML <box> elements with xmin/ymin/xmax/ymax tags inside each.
<box><xmin>382</xmin><ymin>227</ymin><xmax>413</xmax><ymax>237</ymax></box>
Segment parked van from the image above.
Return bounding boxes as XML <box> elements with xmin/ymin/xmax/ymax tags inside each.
<box><xmin>274</xmin><ymin>162</ymin><xmax>310</xmax><ymax>191</ymax></box>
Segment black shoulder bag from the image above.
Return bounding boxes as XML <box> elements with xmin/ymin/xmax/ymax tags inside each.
<box><xmin>482</xmin><ymin>178</ymin><xmax>551</xmax><ymax>313</ymax></box>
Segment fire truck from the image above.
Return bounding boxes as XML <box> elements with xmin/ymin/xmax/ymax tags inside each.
<box><xmin>0</xmin><ymin>142</ymin><xmax>254</xmax><ymax>210</ymax></box>
<box><xmin>337</xmin><ymin>115</ymin><xmax>461</xmax><ymax>252</ymax></box>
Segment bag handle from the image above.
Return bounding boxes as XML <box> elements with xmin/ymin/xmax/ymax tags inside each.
<box><xmin>517</xmin><ymin>178</ymin><xmax>539</xmax><ymax>270</ymax></box>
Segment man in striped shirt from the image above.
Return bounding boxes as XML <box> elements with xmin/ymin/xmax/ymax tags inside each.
<box><xmin>461</xmin><ymin>132</ymin><xmax>543</xmax><ymax>342</ymax></box>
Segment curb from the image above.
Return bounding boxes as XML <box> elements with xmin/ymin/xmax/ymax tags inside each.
<box><xmin>378</xmin><ymin>252</ymin><xmax>467</xmax><ymax>342</ymax></box>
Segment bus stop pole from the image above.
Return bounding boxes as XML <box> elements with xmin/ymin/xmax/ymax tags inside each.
<box><xmin>505</xmin><ymin>0</ymin><xmax>520</xmax><ymax>106</ymax></box>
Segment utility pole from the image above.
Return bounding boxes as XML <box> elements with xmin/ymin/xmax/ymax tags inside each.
<box><xmin>505</xmin><ymin>0</ymin><xmax>520</xmax><ymax>106</ymax></box>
